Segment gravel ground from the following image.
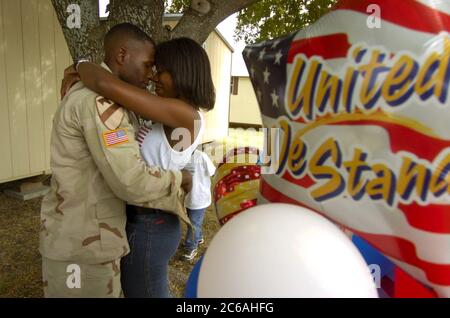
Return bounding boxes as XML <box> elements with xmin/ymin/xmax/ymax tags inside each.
<box><xmin>0</xmin><ymin>192</ymin><xmax>43</xmax><ymax>297</ymax></box>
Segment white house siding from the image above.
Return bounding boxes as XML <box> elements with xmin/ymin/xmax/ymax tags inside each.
<box><xmin>0</xmin><ymin>0</ymin><xmax>72</xmax><ymax>183</ymax></box>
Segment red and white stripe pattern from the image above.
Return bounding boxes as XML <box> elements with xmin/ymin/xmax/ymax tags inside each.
<box><xmin>136</xmin><ymin>125</ymin><xmax>151</xmax><ymax>148</ymax></box>
<box><xmin>248</xmin><ymin>0</ymin><xmax>450</xmax><ymax>297</ymax></box>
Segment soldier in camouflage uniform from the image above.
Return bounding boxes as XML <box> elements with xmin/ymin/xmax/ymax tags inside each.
<box><xmin>40</xmin><ymin>23</ymin><xmax>191</xmax><ymax>298</ymax></box>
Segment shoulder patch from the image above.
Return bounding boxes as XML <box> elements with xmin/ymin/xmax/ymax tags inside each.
<box><xmin>96</xmin><ymin>96</ymin><xmax>124</xmax><ymax>130</ymax></box>
<box><xmin>102</xmin><ymin>128</ymin><xmax>129</xmax><ymax>148</ymax></box>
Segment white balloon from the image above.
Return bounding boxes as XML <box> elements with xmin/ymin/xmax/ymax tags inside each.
<box><xmin>198</xmin><ymin>203</ymin><xmax>378</xmax><ymax>298</ymax></box>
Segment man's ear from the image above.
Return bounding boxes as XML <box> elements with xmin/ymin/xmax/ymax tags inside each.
<box><xmin>116</xmin><ymin>47</ymin><xmax>127</xmax><ymax>65</ymax></box>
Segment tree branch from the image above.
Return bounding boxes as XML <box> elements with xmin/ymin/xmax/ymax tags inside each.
<box><xmin>171</xmin><ymin>0</ymin><xmax>259</xmax><ymax>43</ymax></box>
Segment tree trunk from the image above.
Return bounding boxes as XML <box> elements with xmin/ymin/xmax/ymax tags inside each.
<box><xmin>52</xmin><ymin>0</ymin><xmax>258</xmax><ymax>63</ymax></box>
<box><xmin>52</xmin><ymin>0</ymin><xmax>106</xmax><ymax>63</ymax></box>
<box><xmin>108</xmin><ymin>0</ymin><xmax>168</xmax><ymax>44</ymax></box>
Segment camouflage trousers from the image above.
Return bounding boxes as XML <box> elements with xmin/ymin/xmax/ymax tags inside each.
<box><xmin>42</xmin><ymin>257</ymin><xmax>123</xmax><ymax>298</ymax></box>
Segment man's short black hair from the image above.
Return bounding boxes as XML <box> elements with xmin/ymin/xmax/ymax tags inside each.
<box><xmin>104</xmin><ymin>23</ymin><xmax>155</xmax><ymax>59</ymax></box>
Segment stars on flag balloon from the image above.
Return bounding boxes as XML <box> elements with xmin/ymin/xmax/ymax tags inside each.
<box><xmin>243</xmin><ymin>33</ymin><xmax>296</xmax><ymax>119</ymax></box>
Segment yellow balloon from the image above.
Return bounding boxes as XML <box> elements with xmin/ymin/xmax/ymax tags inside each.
<box><xmin>212</xmin><ymin>147</ymin><xmax>261</xmax><ymax>225</ymax></box>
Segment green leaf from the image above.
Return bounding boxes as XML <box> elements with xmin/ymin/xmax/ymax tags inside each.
<box><xmin>235</xmin><ymin>0</ymin><xmax>338</xmax><ymax>44</ymax></box>
<box><xmin>166</xmin><ymin>0</ymin><xmax>190</xmax><ymax>13</ymax></box>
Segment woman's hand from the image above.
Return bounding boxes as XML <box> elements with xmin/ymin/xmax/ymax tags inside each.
<box><xmin>60</xmin><ymin>64</ymin><xmax>80</xmax><ymax>99</ymax></box>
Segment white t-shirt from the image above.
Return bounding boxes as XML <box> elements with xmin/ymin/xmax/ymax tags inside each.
<box><xmin>137</xmin><ymin>112</ymin><xmax>204</xmax><ymax>170</ymax></box>
<box><xmin>184</xmin><ymin>150</ymin><xmax>216</xmax><ymax>210</ymax></box>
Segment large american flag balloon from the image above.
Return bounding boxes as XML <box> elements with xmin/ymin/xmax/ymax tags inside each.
<box><xmin>243</xmin><ymin>0</ymin><xmax>450</xmax><ymax>297</ymax></box>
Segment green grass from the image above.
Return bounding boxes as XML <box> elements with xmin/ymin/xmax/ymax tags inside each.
<box><xmin>0</xmin><ymin>193</ymin><xmax>43</xmax><ymax>297</ymax></box>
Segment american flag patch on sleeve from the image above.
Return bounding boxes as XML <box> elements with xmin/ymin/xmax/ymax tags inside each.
<box><xmin>102</xmin><ymin>129</ymin><xmax>129</xmax><ymax>148</ymax></box>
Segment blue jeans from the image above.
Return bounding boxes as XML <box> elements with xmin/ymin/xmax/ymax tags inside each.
<box><xmin>184</xmin><ymin>208</ymin><xmax>206</xmax><ymax>251</ymax></box>
<box><xmin>121</xmin><ymin>206</ymin><xmax>181</xmax><ymax>298</ymax></box>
